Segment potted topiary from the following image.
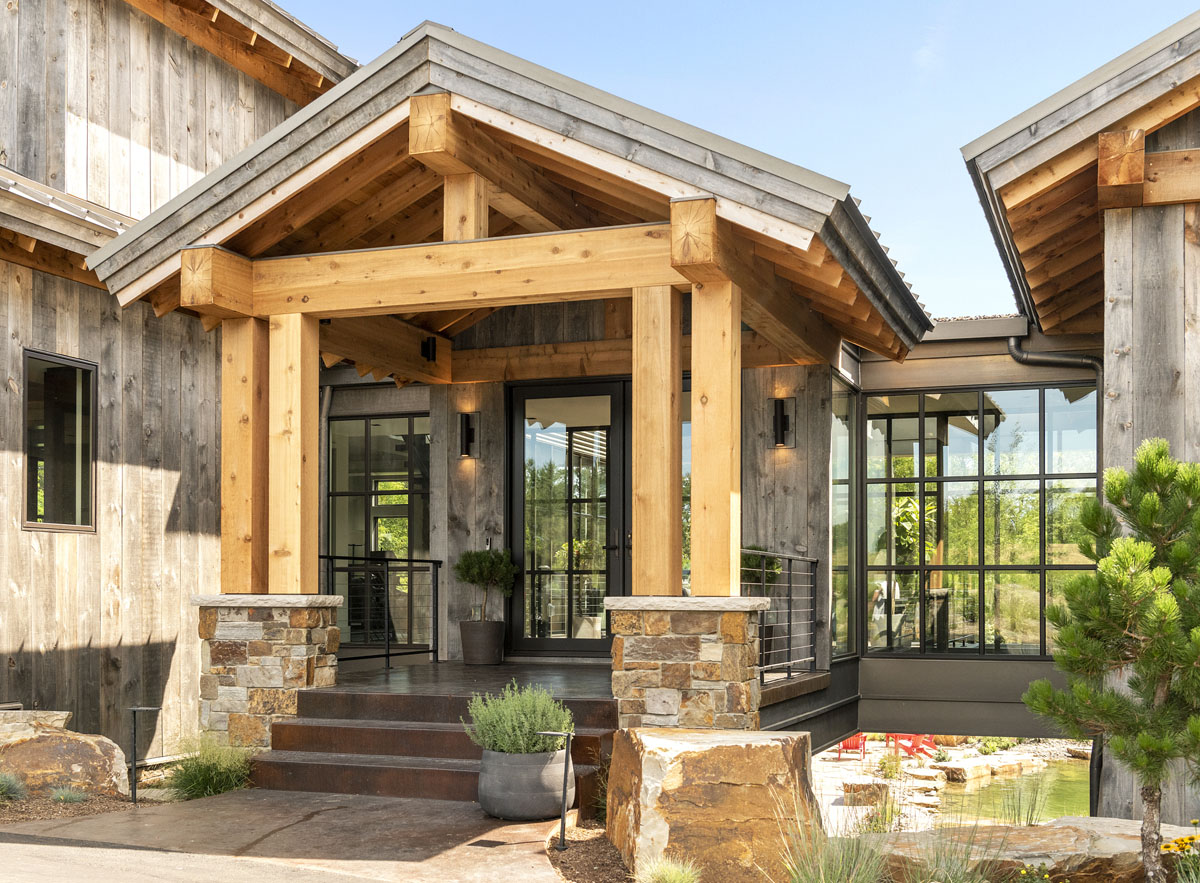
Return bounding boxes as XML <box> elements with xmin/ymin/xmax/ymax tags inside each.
<box><xmin>454</xmin><ymin>548</ymin><xmax>518</xmax><ymax>665</ymax></box>
<box><xmin>463</xmin><ymin>681</ymin><xmax>575</xmax><ymax>820</ymax></box>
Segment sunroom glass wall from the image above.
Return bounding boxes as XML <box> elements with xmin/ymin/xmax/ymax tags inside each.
<box><xmin>864</xmin><ymin>385</ymin><xmax>1097</xmax><ymax>657</ymax></box>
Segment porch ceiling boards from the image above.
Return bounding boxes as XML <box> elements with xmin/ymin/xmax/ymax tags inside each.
<box><xmin>962</xmin><ymin>11</ymin><xmax>1200</xmax><ymax>335</ymax></box>
<box><xmin>88</xmin><ymin>21</ymin><xmax>931</xmax><ymax>378</ymax></box>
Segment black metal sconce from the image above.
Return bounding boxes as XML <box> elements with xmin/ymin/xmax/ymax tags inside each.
<box><xmin>459</xmin><ymin>411</ymin><xmax>478</xmax><ymax>458</ymax></box>
<box><xmin>771</xmin><ymin>397</ymin><xmax>795</xmax><ymax>448</ymax></box>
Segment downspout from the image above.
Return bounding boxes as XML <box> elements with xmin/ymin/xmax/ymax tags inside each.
<box><xmin>1007</xmin><ymin>334</ymin><xmax>1104</xmax><ymax>816</ymax></box>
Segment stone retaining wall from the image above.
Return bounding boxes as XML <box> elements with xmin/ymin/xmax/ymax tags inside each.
<box><xmin>604</xmin><ymin>597</ymin><xmax>770</xmax><ymax>730</ymax></box>
<box><xmin>193</xmin><ymin>595</ymin><xmax>343</xmax><ymax>748</ymax></box>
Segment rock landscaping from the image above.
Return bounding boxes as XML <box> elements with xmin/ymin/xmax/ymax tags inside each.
<box><xmin>0</xmin><ymin>710</ymin><xmax>128</xmax><ymax>798</ymax></box>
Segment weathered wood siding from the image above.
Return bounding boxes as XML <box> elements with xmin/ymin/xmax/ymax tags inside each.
<box><xmin>0</xmin><ymin>260</ymin><xmax>221</xmax><ymax>758</ymax></box>
<box><xmin>0</xmin><ymin>0</ymin><xmax>293</xmax><ymax>216</ymax></box>
<box><xmin>452</xmin><ymin>302</ymin><xmax>606</xmax><ymax>350</ymax></box>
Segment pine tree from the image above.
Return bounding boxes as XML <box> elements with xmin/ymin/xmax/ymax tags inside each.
<box><xmin>1024</xmin><ymin>438</ymin><xmax>1200</xmax><ymax>883</ymax></box>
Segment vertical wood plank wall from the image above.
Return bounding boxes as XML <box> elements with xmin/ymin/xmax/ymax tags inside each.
<box><xmin>0</xmin><ymin>263</ymin><xmax>222</xmax><ymax>759</ymax></box>
<box><xmin>0</xmin><ymin>0</ymin><xmax>293</xmax><ymax>216</ymax></box>
<box><xmin>0</xmin><ymin>0</ymin><xmax>293</xmax><ymax>757</ymax></box>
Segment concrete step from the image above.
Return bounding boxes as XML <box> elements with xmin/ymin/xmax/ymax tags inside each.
<box><xmin>297</xmin><ymin>689</ymin><xmax>618</xmax><ymax>731</ymax></box>
<box><xmin>269</xmin><ymin>717</ymin><xmax>611</xmax><ymax>765</ymax></box>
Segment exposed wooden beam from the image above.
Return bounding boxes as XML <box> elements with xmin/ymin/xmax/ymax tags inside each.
<box><xmin>1144</xmin><ymin>148</ymin><xmax>1200</xmax><ymax>205</ymax></box>
<box><xmin>409</xmin><ymin>92</ymin><xmax>598</xmax><ymax>233</ymax></box>
<box><xmin>220</xmin><ymin>317</ymin><xmax>270</xmax><ymax>594</ymax></box>
<box><xmin>122</xmin><ymin>0</ymin><xmax>322</xmax><ymax>106</ymax></box>
<box><xmin>253</xmin><ymin>223</ymin><xmax>684</xmax><ymax>317</ymax></box>
<box><xmin>292</xmin><ymin>164</ymin><xmax>440</xmax><ymax>253</ymax></box>
<box><xmin>319</xmin><ymin>316</ymin><xmax>451</xmax><ymax>385</ymax></box>
<box><xmin>631</xmin><ymin>285</ymin><xmax>683</xmax><ymax>596</ymax></box>
<box><xmin>443</xmin><ymin>172</ymin><xmax>490</xmax><ymax>242</ymax></box>
<box><xmin>670</xmin><ymin>198</ymin><xmax>842</xmax><ymax>366</ymax></box>
<box><xmin>0</xmin><ymin>233</ymin><xmax>104</xmax><ymax>289</ymax></box>
<box><xmin>267</xmin><ymin>313</ymin><xmax>319</xmax><ymax>594</ymax></box>
<box><xmin>180</xmin><ymin>246</ymin><xmax>254</xmax><ymax>318</ymax></box>
<box><xmin>604</xmin><ymin>297</ymin><xmax>633</xmax><ymax>339</ymax></box>
<box><xmin>1097</xmin><ymin>129</ymin><xmax>1145</xmax><ymax>209</ymax></box>
<box><xmin>449</xmin><ymin>330</ymin><xmax>797</xmax><ymax>383</ymax></box>
<box><xmin>689</xmin><ymin>278</ymin><xmax>741</xmax><ymax>597</ymax></box>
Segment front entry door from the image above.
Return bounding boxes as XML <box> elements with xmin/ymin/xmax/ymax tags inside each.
<box><xmin>510</xmin><ymin>381</ymin><xmax>630</xmax><ymax>653</ymax></box>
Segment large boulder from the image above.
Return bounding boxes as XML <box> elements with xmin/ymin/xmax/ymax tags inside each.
<box><xmin>872</xmin><ymin>816</ymin><xmax>1194</xmax><ymax>883</ymax></box>
<box><xmin>0</xmin><ymin>716</ymin><xmax>129</xmax><ymax>798</ymax></box>
<box><xmin>607</xmin><ymin>728</ymin><xmax>820</xmax><ymax>883</ymax></box>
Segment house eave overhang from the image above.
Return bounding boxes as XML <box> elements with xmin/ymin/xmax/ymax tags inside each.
<box><xmin>90</xmin><ymin>21</ymin><xmax>930</xmax><ymax>349</ymax></box>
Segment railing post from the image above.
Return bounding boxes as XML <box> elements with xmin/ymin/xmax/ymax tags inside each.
<box><xmin>431</xmin><ymin>562</ymin><xmax>440</xmax><ymax>663</ymax></box>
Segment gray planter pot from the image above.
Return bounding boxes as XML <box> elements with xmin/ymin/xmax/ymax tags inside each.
<box><xmin>477</xmin><ymin>748</ymin><xmax>574</xmax><ymax>820</ymax></box>
<box><xmin>460</xmin><ymin>620</ymin><xmax>504</xmax><ymax>665</ymax></box>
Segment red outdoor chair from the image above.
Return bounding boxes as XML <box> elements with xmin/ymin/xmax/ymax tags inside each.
<box><xmin>886</xmin><ymin>733</ymin><xmax>936</xmax><ymax>758</ymax></box>
<box><xmin>836</xmin><ymin>733</ymin><xmax>867</xmax><ymax>760</ymax></box>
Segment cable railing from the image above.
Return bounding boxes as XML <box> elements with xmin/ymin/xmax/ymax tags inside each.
<box><xmin>739</xmin><ymin>548</ymin><xmax>819</xmax><ymax>685</ymax></box>
<box><xmin>320</xmin><ymin>554</ymin><xmax>441</xmax><ymax>668</ymax></box>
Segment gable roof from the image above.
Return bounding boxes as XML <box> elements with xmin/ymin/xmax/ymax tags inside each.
<box><xmin>962</xmin><ymin>11</ymin><xmax>1200</xmax><ymax>334</ymax></box>
<box><xmin>91</xmin><ymin>21</ymin><xmax>932</xmax><ymax>355</ymax></box>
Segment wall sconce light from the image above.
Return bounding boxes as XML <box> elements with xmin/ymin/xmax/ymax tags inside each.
<box><xmin>458</xmin><ymin>411</ymin><xmax>478</xmax><ymax>458</ymax></box>
<box><xmin>771</xmin><ymin>397</ymin><xmax>795</xmax><ymax>448</ymax></box>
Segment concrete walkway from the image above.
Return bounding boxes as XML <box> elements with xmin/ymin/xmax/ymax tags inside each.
<box><xmin>0</xmin><ymin>790</ymin><xmax>562</xmax><ymax>882</ymax></box>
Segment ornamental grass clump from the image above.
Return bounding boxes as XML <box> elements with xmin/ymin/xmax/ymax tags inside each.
<box><xmin>49</xmin><ymin>787</ymin><xmax>88</xmax><ymax>804</ymax></box>
<box><xmin>463</xmin><ymin>680</ymin><xmax>573</xmax><ymax>754</ymax></box>
<box><xmin>169</xmin><ymin>736</ymin><xmax>252</xmax><ymax>799</ymax></box>
<box><xmin>0</xmin><ymin>772</ymin><xmax>26</xmax><ymax>801</ymax></box>
<box><xmin>634</xmin><ymin>855</ymin><xmax>702</xmax><ymax>883</ymax></box>
<box><xmin>1023</xmin><ymin>439</ymin><xmax>1200</xmax><ymax>883</ymax></box>
<box><xmin>777</xmin><ymin>811</ymin><xmax>889</xmax><ymax>883</ymax></box>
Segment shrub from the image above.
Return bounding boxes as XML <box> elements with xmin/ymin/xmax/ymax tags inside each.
<box><xmin>453</xmin><ymin>549</ymin><xmax>518</xmax><ymax>621</ymax></box>
<box><xmin>169</xmin><ymin>736</ymin><xmax>252</xmax><ymax>799</ymax></box>
<box><xmin>933</xmin><ymin>748</ymin><xmax>951</xmax><ymax>763</ymax></box>
<box><xmin>0</xmin><ymin>772</ymin><xmax>27</xmax><ymax>801</ymax></box>
<box><xmin>49</xmin><ymin>787</ymin><xmax>88</xmax><ymax>804</ymax></box>
<box><xmin>634</xmin><ymin>855</ymin><xmax>702</xmax><ymax>883</ymax></box>
<box><xmin>876</xmin><ymin>754</ymin><xmax>901</xmax><ymax>779</ymax></box>
<box><xmin>463</xmin><ymin>680</ymin><xmax>573</xmax><ymax>754</ymax></box>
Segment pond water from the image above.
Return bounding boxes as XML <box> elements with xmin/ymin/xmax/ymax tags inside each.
<box><xmin>937</xmin><ymin>759</ymin><xmax>1090</xmax><ymax>824</ymax></box>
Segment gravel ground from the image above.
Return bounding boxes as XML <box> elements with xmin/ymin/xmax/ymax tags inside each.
<box><xmin>0</xmin><ymin>794</ymin><xmax>133</xmax><ymax>823</ymax></box>
<box><xmin>548</xmin><ymin>821</ymin><xmax>628</xmax><ymax>883</ymax></box>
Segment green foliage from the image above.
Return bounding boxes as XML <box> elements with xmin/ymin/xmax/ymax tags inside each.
<box><xmin>1000</xmin><ymin>775</ymin><xmax>1047</xmax><ymax>827</ymax></box>
<box><xmin>590</xmin><ymin>747</ymin><xmax>609</xmax><ymax>824</ymax></box>
<box><xmin>169</xmin><ymin>737</ymin><xmax>252</xmax><ymax>800</ymax></box>
<box><xmin>912</xmin><ymin>823</ymin><xmax>1006</xmax><ymax>883</ymax></box>
<box><xmin>462</xmin><ymin>681</ymin><xmax>573</xmax><ymax>754</ymax></box>
<box><xmin>1165</xmin><ymin>821</ymin><xmax>1200</xmax><ymax>883</ymax></box>
<box><xmin>49</xmin><ymin>787</ymin><xmax>88</xmax><ymax>804</ymax></box>
<box><xmin>779</xmin><ymin>799</ymin><xmax>889</xmax><ymax>883</ymax></box>
<box><xmin>876</xmin><ymin>754</ymin><xmax>902</xmax><ymax>779</ymax></box>
<box><xmin>0</xmin><ymin>772</ymin><xmax>27</xmax><ymax>801</ymax></box>
<box><xmin>741</xmin><ymin>545</ymin><xmax>783</xmax><ymax>585</ymax></box>
<box><xmin>634</xmin><ymin>855</ymin><xmax>702</xmax><ymax>883</ymax></box>
<box><xmin>976</xmin><ymin>737</ymin><xmax>1018</xmax><ymax>756</ymax></box>
<box><xmin>933</xmin><ymin>748</ymin><xmax>951</xmax><ymax>763</ymax></box>
<box><xmin>453</xmin><ymin>549</ymin><xmax>518</xmax><ymax>622</ymax></box>
<box><xmin>1024</xmin><ymin>439</ymin><xmax>1200</xmax><ymax>876</ymax></box>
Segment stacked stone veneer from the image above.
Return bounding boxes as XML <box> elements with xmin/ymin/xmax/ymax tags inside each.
<box><xmin>604</xmin><ymin>597</ymin><xmax>770</xmax><ymax>730</ymax></box>
<box><xmin>193</xmin><ymin>594</ymin><xmax>343</xmax><ymax>748</ymax></box>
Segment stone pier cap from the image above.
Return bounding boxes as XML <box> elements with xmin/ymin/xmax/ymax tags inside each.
<box><xmin>191</xmin><ymin>594</ymin><xmax>344</xmax><ymax>607</ymax></box>
<box><xmin>603</xmin><ymin>596</ymin><xmax>770</xmax><ymax>611</ymax></box>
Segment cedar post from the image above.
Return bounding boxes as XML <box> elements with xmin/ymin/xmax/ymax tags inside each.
<box><xmin>220</xmin><ymin>318</ymin><xmax>270</xmax><ymax>593</ymax></box>
<box><xmin>689</xmin><ymin>279</ymin><xmax>742</xmax><ymax>596</ymax></box>
<box><xmin>268</xmin><ymin>313</ymin><xmax>320</xmax><ymax>594</ymax></box>
<box><xmin>631</xmin><ymin>285</ymin><xmax>683</xmax><ymax>595</ymax></box>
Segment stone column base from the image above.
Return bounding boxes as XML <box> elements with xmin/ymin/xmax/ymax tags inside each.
<box><xmin>604</xmin><ymin>596</ymin><xmax>769</xmax><ymax>730</ymax></box>
<box><xmin>192</xmin><ymin>594</ymin><xmax>343</xmax><ymax>748</ymax></box>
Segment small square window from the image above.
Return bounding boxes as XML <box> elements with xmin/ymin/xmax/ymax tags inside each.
<box><xmin>24</xmin><ymin>351</ymin><xmax>95</xmax><ymax>529</ymax></box>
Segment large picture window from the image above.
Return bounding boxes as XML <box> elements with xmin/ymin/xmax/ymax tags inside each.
<box><xmin>24</xmin><ymin>351</ymin><xmax>95</xmax><ymax>529</ymax></box>
<box><xmin>326</xmin><ymin>414</ymin><xmax>432</xmax><ymax>647</ymax></box>
<box><xmin>864</xmin><ymin>384</ymin><xmax>1097</xmax><ymax>657</ymax></box>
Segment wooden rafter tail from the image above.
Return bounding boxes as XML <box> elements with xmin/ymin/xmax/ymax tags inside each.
<box><xmin>355</xmin><ymin>363</ymin><xmax>374</xmax><ymax>378</ymax></box>
<box><xmin>320</xmin><ymin>351</ymin><xmax>345</xmax><ymax>368</ymax></box>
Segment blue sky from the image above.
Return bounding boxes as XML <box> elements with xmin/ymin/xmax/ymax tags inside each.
<box><xmin>283</xmin><ymin>1</ymin><xmax>1198</xmax><ymax>319</ymax></box>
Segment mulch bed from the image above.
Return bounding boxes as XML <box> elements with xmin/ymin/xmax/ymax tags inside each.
<box><xmin>0</xmin><ymin>795</ymin><xmax>134</xmax><ymax>823</ymax></box>
<box><xmin>547</xmin><ymin>820</ymin><xmax>629</xmax><ymax>883</ymax></box>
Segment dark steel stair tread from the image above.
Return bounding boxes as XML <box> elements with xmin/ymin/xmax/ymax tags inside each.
<box><xmin>255</xmin><ymin>750</ymin><xmax>482</xmax><ymax>772</ymax></box>
<box><xmin>275</xmin><ymin>717</ymin><xmax>611</xmax><ymax>735</ymax></box>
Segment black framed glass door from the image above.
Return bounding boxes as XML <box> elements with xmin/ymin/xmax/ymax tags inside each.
<box><xmin>509</xmin><ymin>381</ymin><xmax>630</xmax><ymax>653</ymax></box>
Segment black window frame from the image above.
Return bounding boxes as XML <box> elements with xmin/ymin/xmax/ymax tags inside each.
<box><xmin>861</xmin><ymin>380</ymin><xmax>1099</xmax><ymax>660</ymax></box>
<box><xmin>22</xmin><ymin>348</ymin><xmax>98</xmax><ymax>533</ymax></box>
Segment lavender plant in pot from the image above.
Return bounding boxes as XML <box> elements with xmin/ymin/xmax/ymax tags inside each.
<box><xmin>454</xmin><ymin>548</ymin><xmax>518</xmax><ymax>665</ymax></box>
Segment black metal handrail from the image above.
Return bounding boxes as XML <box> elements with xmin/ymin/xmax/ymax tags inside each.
<box><xmin>739</xmin><ymin>548</ymin><xmax>818</xmax><ymax>685</ymax></box>
<box><xmin>320</xmin><ymin>554</ymin><xmax>441</xmax><ymax>668</ymax></box>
